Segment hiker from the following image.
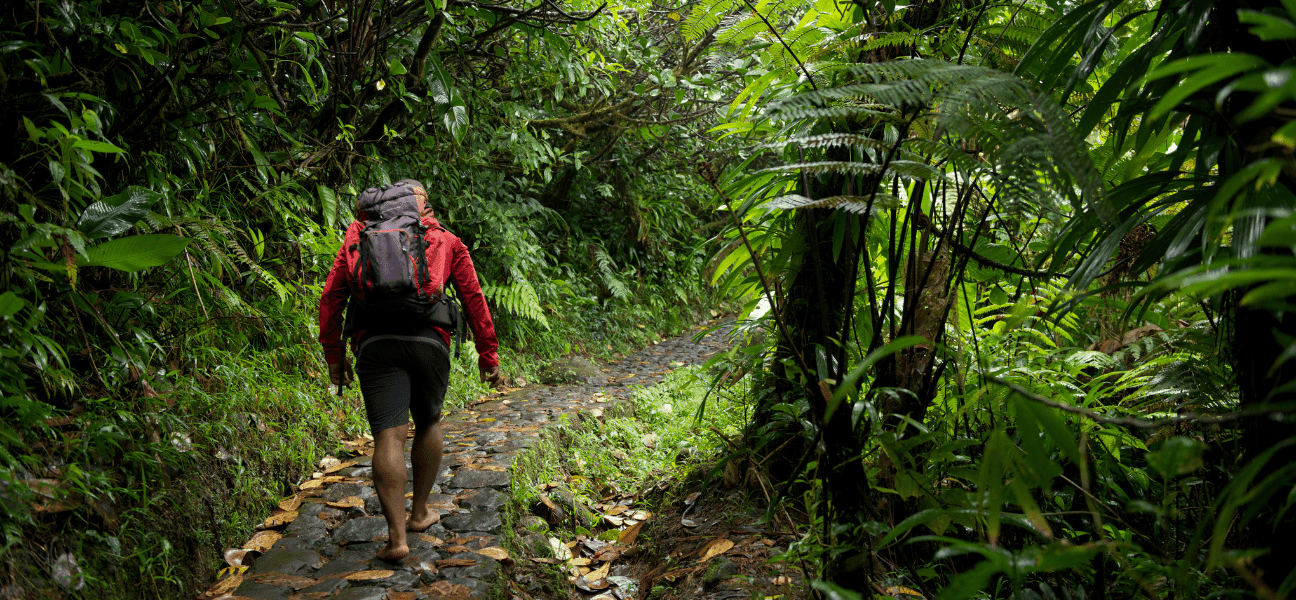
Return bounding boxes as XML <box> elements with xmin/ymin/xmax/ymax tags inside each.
<box><xmin>318</xmin><ymin>179</ymin><xmax>503</xmax><ymax>561</ymax></box>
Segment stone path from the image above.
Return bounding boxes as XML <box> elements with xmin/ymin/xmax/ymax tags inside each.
<box><xmin>208</xmin><ymin>322</ymin><xmax>732</xmax><ymax>600</ymax></box>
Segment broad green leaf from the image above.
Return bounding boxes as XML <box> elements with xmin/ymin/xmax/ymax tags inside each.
<box><xmin>1146</xmin><ymin>436</ymin><xmax>1206</xmax><ymax>479</ymax></box>
<box><xmin>827</xmin><ymin>336</ymin><xmax>926</xmax><ymax>422</ymax></box>
<box><xmin>0</xmin><ymin>292</ymin><xmax>23</xmax><ymax>318</ymax></box>
<box><xmin>78</xmin><ymin>186</ymin><xmax>162</xmax><ymax>239</ymax></box>
<box><xmin>1238</xmin><ymin>9</ymin><xmax>1296</xmax><ymax>41</ymax></box>
<box><xmin>1146</xmin><ymin>54</ymin><xmax>1268</xmax><ymax>119</ymax></box>
<box><xmin>80</xmin><ymin>234</ymin><xmax>191</xmax><ymax>272</ymax></box>
<box><xmin>73</xmin><ymin>139</ymin><xmax>126</xmax><ymax>154</ymax></box>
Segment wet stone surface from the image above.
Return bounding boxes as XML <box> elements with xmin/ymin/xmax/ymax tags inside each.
<box><xmin>221</xmin><ymin>322</ymin><xmax>732</xmax><ymax>599</ymax></box>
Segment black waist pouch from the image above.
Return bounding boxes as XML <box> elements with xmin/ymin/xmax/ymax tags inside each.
<box><xmin>427</xmin><ymin>292</ymin><xmax>464</xmax><ymax>358</ymax></box>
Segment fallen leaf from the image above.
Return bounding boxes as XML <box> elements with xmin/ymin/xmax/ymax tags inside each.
<box><xmin>262</xmin><ymin>510</ymin><xmax>298</xmax><ymax>528</ymax></box>
<box><xmin>572</xmin><ymin>557</ymin><xmax>592</xmax><ymax>566</ymax></box>
<box><xmin>574</xmin><ymin>575</ymin><xmax>611</xmax><ymax>592</ymax></box>
<box><xmin>423</xmin><ymin>581</ymin><xmax>471</xmax><ymax>596</ymax></box>
<box><xmin>324</xmin><ymin>459</ymin><xmax>358</xmax><ymax>474</ymax></box>
<box><xmin>603</xmin><ymin>514</ymin><xmax>624</xmax><ymax>527</ymax></box>
<box><xmin>530</xmin><ymin>557</ymin><xmax>561</xmax><ymax>564</ymax></box>
<box><xmin>299</xmin><ymin>479</ymin><xmax>324</xmax><ymax>490</ymax></box>
<box><xmin>344</xmin><ymin>570</ymin><xmax>394</xmax><ymax>581</ymax></box>
<box><xmin>480</xmin><ymin>465</ymin><xmax>507</xmax><ymax>472</ymax></box>
<box><xmin>618</xmin><ymin>521</ymin><xmax>644</xmax><ymax>546</ymax></box>
<box><xmin>587</xmin><ymin>561</ymin><xmax>611</xmax><ymax>581</ymax></box>
<box><xmin>243</xmin><ymin>531</ymin><xmax>281</xmax><ymax>552</ymax></box>
<box><xmin>223</xmin><ymin>548</ymin><xmax>252</xmax><ymax>567</ymax></box>
<box><xmin>444</xmin><ymin>545</ymin><xmax>472</xmax><ymax>554</ymax></box>
<box><xmin>606</xmin><ymin>505</ymin><xmax>628</xmax><ymax>516</ymax></box>
<box><xmin>549</xmin><ymin>537</ymin><xmax>572</xmax><ymax>561</ymax></box>
<box><xmin>700</xmin><ymin>538</ymin><xmax>735</xmax><ymax>561</ymax></box>
<box><xmin>886</xmin><ymin>586</ymin><xmax>925</xmax><ymax>598</ymax></box>
<box><xmin>477</xmin><ymin>547</ymin><xmax>509</xmax><ymax>561</ymax></box>
<box><xmin>420</xmin><ymin>534</ymin><xmax>444</xmax><ymax>546</ymax></box>
<box><xmin>772</xmin><ymin>575</ymin><xmax>791</xmax><ymax>585</ymax></box>
<box><xmin>591</xmin><ymin>546</ymin><xmax>622</xmax><ymax>563</ymax></box>
<box><xmin>436</xmin><ymin>558</ymin><xmax>477</xmax><ymax>568</ymax></box>
<box><xmin>208</xmin><ymin>573</ymin><xmax>242</xmax><ymax>596</ymax></box>
<box><xmin>277</xmin><ymin>494</ymin><xmax>304</xmax><ymax>512</ymax></box>
<box><xmin>327</xmin><ymin>496</ymin><xmax>364</xmax><ymax>509</ymax></box>
<box><xmin>762</xmin><ymin>538</ymin><xmax>775</xmax><ymax>546</ymax></box>
<box><xmin>684</xmin><ymin>492</ymin><xmax>700</xmax><ymax>505</ymax></box>
<box><xmin>249</xmin><ymin>572</ymin><xmax>316</xmax><ymax>589</ymax></box>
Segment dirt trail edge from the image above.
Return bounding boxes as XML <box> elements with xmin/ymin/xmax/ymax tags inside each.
<box><xmin>205</xmin><ymin>321</ymin><xmax>734</xmax><ymax>600</ymax></box>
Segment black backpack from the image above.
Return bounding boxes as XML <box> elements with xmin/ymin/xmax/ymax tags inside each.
<box><xmin>343</xmin><ymin>181</ymin><xmax>464</xmax><ymax>356</ymax></box>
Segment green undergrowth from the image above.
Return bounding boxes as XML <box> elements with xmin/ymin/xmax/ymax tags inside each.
<box><xmin>0</xmin><ymin>343</ymin><xmax>364</xmax><ymax>598</ymax></box>
<box><xmin>509</xmin><ymin>364</ymin><xmax>751</xmax><ymax>537</ymax></box>
<box><xmin>0</xmin><ymin>302</ymin><xmax>714</xmax><ymax>599</ymax></box>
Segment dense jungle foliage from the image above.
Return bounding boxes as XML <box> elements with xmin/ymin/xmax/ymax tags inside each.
<box><xmin>3</xmin><ymin>0</ymin><xmax>1296</xmax><ymax>598</ymax></box>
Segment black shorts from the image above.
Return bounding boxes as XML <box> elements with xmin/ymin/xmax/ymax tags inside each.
<box><xmin>356</xmin><ymin>335</ymin><xmax>450</xmax><ymax>433</ymax></box>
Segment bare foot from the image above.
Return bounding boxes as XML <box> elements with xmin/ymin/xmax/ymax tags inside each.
<box><xmin>375</xmin><ymin>542</ymin><xmax>409</xmax><ymax>562</ymax></box>
<box><xmin>407</xmin><ymin>510</ymin><xmax>440</xmax><ymax>532</ymax></box>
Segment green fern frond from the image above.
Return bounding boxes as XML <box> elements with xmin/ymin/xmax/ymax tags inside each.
<box><xmin>765</xmin><ymin>193</ymin><xmax>903</xmax><ymax>213</ymax></box>
<box><xmin>482</xmin><ymin>279</ymin><xmax>551</xmax><ymax>329</ymax></box>
<box><xmin>591</xmin><ymin>245</ymin><xmax>632</xmax><ymax>300</ymax></box>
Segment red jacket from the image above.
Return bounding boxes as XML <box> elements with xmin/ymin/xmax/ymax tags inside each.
<box><xmin>318</xmin><ymin>214</ymin><xmax>499</xmax><ymax>371</ymax></box>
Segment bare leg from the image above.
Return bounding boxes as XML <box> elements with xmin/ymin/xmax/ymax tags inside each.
<box><xmin>407</xmin><ymin>419</ymin><xmax>443</xmax><ymax>531</ymax></box>
<box><xmin>372</xmin><ymin>423</ymin><xmax>411</xmax><ymax>561</ymax></box>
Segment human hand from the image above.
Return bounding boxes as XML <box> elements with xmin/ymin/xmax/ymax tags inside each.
<box><xmin>479</xmin><ymin>365</ymin><xmax>503</xmax><ymax>389</ymax></box>
<box><xmin>328</xmin><ymin>358</ymin><xmax>354</xmax><ymax>388</ymax></box>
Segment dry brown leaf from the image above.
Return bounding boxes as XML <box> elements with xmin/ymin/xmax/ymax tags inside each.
<box><xmin>618</xmin><ymin>521</ymin><xmax>644</xmax><ymax>546</ymax></box>
<box><xmin>387</xmin><ymin>592</ymin><xmax>420</xmax><ymax>600</ymax></box>
<box><xmin>249</xmin><ymin>572</ymin><xmax>317</xmax><ymax>589</ymax></box>
<box><xmin>420</xmin><ymin>534</ymin><xmax>444</xmax><ymax>546</ymax></box>
<box><xmin>277</xmin><ymin>494</ymin><xmax>304</xmax><ymax>512</ymax></box>
<box><xmin>444</xmin><ymin>545</ymin><xmax>472</xmax><ymax>554</ymax></box>
<box><xmin>477</xmin><ymin>547</ymin><xmax>509</xmax><ymax>561</ymax></box>
<box><xmin>572</xmin><ymin>557</ymin><xmax>592</xmax><ymax>566</ymax></box>
<box><xmin>591</xmin><ymin>546</ymin><xmax>622</xmax><ymax>563</ymax></box>
<box><xmin>208</xmin><ymin>573</ymin><xmax>242</xmax><ymax>596</ymax></box>
<box><xmin>606</xmin><ymin>505</ymin><xmax>628</xmax><ymax>516</ymax></box>
<box><xmin>428</xmin><ymin>501</ymin><xmax>456</xmax><ymax>510</ymax></box>
<box><xmin>530</xmin><ymin>557</ymin><xmax>562</xmax><ymax>565</ymax></box>
<box><xmin>885</xmin><ymin>586</ymin><xmax>925</xmax><ymax>598</ymax></box>
<box><xmin>324</xmin><ymin>459</ymin><xmax>358</xmax><ymax>474</ymax></box>
<box><xmin>326</xmin><ymin>496</ymin><xmax>364</xmax><ymax>509</ymax></box>
<box><xmin>243</xmin><ymin>531</ymin><xmax>281</xmax><ymax>553</ymax></box>
<box><xmin>480</xmin><ymin>465</ymin><xmax>507</xmax><ymax>472</ymax></box>
<box><xmin>700</xmin><ymin>538</ymin><xmax>735</xmax><ymax>561</ymax></box>
<box><xmin>578</xmin><ymin>566</ymin><xmax>591</xmax><ymax>576</ymax></box>
<box><xmin>344</xmin><ymin>570</ymin><xmax>394</xmax><ymax>581</ymax></box>
<box><xmin>603</xmin><ymin>514</ymin><xmax>624</xmax><ymax>527</ymax></box>
<box><xmin>298</xmin><ymin>479</ymin><xmax>325</xmax><ymax>490</ymax></box>
<box><xmin>436</xmin><ymin>558</ymin><xmax>477</xmax><ymax>568</ymax></box>
<box><xmin>423</xmin><ymin>581</ymin><xmax>472</xmax><ymax>596</ymax></box>
<box><xmin>772</xmin><ymin>575</ymin><xmax>791</xmax><ymax>585</ymax></box>
<box><xmin>587</xmin><ymin>561</ymin><xmax>611</xmax><ymax>581</ymax></box>
<box><xmin>262</xmin><ymin>510</ymin><xmax>297</xmax><ymax>528</ymax></box>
